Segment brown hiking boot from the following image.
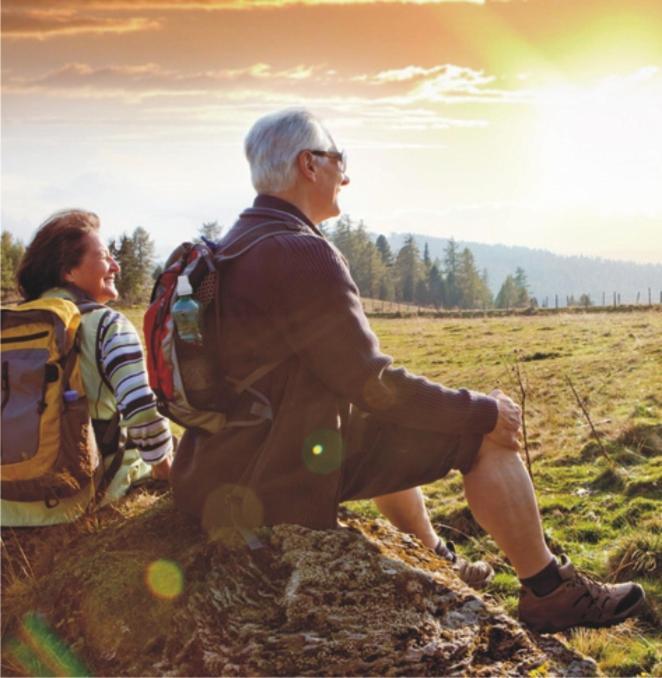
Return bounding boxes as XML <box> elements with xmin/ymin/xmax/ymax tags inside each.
<box><xmin>435</xmin><ymin>540</ymin><xmax>494</xmax><ymax>589</ymax></box>
<box><xmin>519</xmin><ymin>555</ymin><xmax>646</xmax><ymax>633</ymax></box>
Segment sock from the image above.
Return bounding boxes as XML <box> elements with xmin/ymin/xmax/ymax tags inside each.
<box><xmin>434</xmin><ymin>539</ymin><xmax>457</xmax><ymax>563</ymax></box>
<box><xmin>520</xmin><ymin>558</ymin><xmax>563</xmax><ymax>596</ymax></box>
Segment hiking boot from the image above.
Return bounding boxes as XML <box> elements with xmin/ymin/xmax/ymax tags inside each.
<box><xmin>519</xmin><ymin>555</ymin><xmax>646</xmax><ymax>633</ymax></box>
<box><xmin>435</xmin><ymin>540</ymin><xmax>494</xmax><ymax>589</ymax></box>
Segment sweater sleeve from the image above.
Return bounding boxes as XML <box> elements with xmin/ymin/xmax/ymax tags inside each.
<box><xmin>97</xmin><ymin>310</ymin><xmax>173</xmax><ymax>464</ymax></box>
<box><xmin>267</xmin><ymin>234</ymin><xmax>498</xmax><ymax>437</ymax></box>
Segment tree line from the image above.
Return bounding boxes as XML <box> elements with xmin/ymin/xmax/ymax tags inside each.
<box><xmin>1</xmin><ymin>222</ymin><xmax>224</xmax><ymax>305</ymax></box>
<box><xmin>1</xmin><ymin>227</ymin><xmax>158</xmax><ymax>305</ymax></box>
<box><xmin>2</xmin><ymin>217</ymin><xmax>531</xmax><ymax>309</ymax></box>
<box><xmin>325</xmin><ymin>216</ymin><xmax>530</xmax><ymax>310</ymax></box>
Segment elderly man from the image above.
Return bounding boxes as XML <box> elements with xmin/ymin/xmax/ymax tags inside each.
<box><xmin>171</xmin><ymin>108</ymin><xmax>645</xmax><ymax>632</ymax></box>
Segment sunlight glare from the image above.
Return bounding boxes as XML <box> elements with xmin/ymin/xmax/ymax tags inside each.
<box><xmin>533</xmin><ymin>68</ymin><xmax>662</xmax><ymax>217</ymax></box>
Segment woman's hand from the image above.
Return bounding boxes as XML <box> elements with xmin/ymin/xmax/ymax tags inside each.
<box><xmin>151</xmin><ymin>454</ymin><xmax>172</xmax><ymax>481</ymax></box>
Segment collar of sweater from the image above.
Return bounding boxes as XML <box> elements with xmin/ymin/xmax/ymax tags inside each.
<box><xmin>253</xmin><ymin>194</ymin><xmax>324</xmax><ymax>237</ymax></box>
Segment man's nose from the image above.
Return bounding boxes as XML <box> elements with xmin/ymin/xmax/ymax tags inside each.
<box><xmin>110</xmin><ymin>258</ymin><xmax>120</xmax><ymax>272</ymax></box>
<box><xmin>341</xmin><ymin>173</ymin><xmax>350</xmax><ymax>186</ymax></box>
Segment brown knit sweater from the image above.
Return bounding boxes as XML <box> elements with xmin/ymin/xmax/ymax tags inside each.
<box><xmin>170</xmin><ymin>195</ymin><xmax>498</xmax><ymax>530</ymax></box>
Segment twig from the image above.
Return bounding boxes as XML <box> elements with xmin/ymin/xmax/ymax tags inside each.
<box><xmin>500</xmin><ymin>355</ymin><xmax>534</xmax><ymax>484</ymax></box>
<box><xmin>564</xmin><ymin>375</ymin><xmax>616</xmax><ymax>469</ymax></box>
<box><xmin>6</xmin><ymin>528</ymin><xmax>35</xmax><ymax>580</ymax></box>
<box><xmin>511</xmin><ymin>359</ymin><xmax>534</xmax><ymax>483</ymax></box>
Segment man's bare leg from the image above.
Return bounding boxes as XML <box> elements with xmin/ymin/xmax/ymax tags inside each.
<box><xmin>373</xmin><ymin>487</ymin><xmax>438</xmax><ymax>549</ymax></box>
<box><xmin>463</xmin><ymin>437</ymin><xmax>553</xmax><ymax>578</ymax></box>
<box><xmin>374</xmin><ymin>486</ymin><xmax>495</xmax><ymax>588</ymax></box>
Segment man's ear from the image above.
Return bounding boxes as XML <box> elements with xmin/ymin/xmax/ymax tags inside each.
<box><xmin>63</xmin><ymin>269</ymin><xmax>75</xmax><ymax>284</ymax></box>
<box><xmin>297</xmin><ymin>150</ymin><xmax>317</xmax><ymax>182</ymax></box>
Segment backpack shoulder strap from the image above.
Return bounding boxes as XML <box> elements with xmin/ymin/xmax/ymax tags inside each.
<box><xmin>92</xmin><ymin>411</ymin><xmax>125</xmax><ymax>503</ymax></box>
<box><xmin>216</xmin><ymin>211</ymin><xmax>314</xmax><ymax>263</ymax></box>
<box><xmin>70</xmin><ymin>300</ymin><xmax>116</xmax><ymax>394</ymax></box>
<box><xmin>76</xmin><ymin>300</ymin><xmax>105</xmax><ymax>315</ymax></box>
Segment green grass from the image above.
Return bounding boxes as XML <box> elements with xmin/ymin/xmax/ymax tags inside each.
<box><xmin>345</xmin><ymin>310</ymin><xmax>661</xmax><ymax>676</ymax></box>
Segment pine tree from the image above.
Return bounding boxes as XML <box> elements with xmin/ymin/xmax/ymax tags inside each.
<box><xmin>1</xmin><ymin>231</ymin><xmax>25</xmax><ymax>296</ymax></box>
<box><xmin>579</xmin><ymin>293</ymin><xmax>592</xmax><ymax>307</ymax></box>
<box><xmin>427</xmin><ymin>263</ymin><xmax>446</xmax><ymax>309</ymax></box>
<box><xmin>375</xmin><ymin>235</ymin><xmax>394</xmax><ymax>267</ymax></box>
<box><xmin>198</xmin><ymin>221</ymin><xmax>223</xmax><ymax>242</ymax></box>
<box><xmin>330</xmin><ymin>215</ymin><xmax>354</xmax><ymax>260</ymax></box>
<box><xmin>110</xmin><ymin>227</ymin><xmax>156</xmax><ymax>304</ymax></box>
<box><xmin>513</xmin><ymin>266</ymin><xmax>529</xmax><ymax>306</ymax></box>
<box><xmin>456</xmin><ymin>248</ymin><xmax>482</xmax><ymax>308</ymax></box>
<box><xmin>495</xmin><ymin>275</ymin><xmax>519</xmax><ymax>309</ymax></box>
<box><xmin>496</xmin><ymin>268</ymin><xmax>529</xmax><ymax>309</ymax></box>
<box><xmin>394</xmin><ymin>235</ymin><xmax>422</xmax><ymax>303</ymax></box>
<box><xmin>443</xmin><ymin>238</ymin><xmax>460</xmax><ymax>307</ymax></box>
<box><xmin>479</xmin><ymin>269</ymin><xmax>493</xmax><ymax>309</ymax></box>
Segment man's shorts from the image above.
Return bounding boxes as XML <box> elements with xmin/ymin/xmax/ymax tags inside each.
<box><xmin>338</xmin><ymin>407</ymin><xmax>484</xmax><ymax>503</ymax></box>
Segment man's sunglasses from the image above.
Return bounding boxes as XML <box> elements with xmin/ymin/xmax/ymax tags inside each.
<box><xmin>308</xmin><ymin>149</ymin><xmax>347</xmax><ymax>173</ymax></box>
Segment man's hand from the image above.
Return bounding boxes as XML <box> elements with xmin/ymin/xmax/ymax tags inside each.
<box><xmin>485</xmin><ymin>388</ymin><xmax>522</xmax><ymax>450</ymax></box>
<box><xmin>151</xmin><ymin>454</ymin><xmax>172</xmax><ymax>481</ymax></box>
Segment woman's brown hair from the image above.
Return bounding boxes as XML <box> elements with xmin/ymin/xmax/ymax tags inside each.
<box><xmin>17</xmin><ymin>209</ymin><xmax>101</xmax><ymax>301</ymax></box>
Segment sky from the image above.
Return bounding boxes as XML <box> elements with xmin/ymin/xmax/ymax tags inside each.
<box><xmin>2</xmin><ymin>0</ymin><xmax>662</xmax><ymax>264</ymax></box>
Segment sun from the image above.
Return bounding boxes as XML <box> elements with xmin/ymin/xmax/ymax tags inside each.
<box><xmin>532</xmin><ymin>67</ymin><xmax>662</xmax><ymax>217</ymax></box>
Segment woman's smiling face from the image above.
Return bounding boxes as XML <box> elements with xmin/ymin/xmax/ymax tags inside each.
<box><xmin>64</xmin><ymin>231</ymin><xmax>120</xmax><ymax>304</ymax></box>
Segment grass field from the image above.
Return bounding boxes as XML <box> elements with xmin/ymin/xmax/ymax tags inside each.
<box><xmin>345</xmin><ymin>310</ymin><xmax>661</xmax><ymax>676</ymax></box>
<box><xmin>123</xmin><ymin>304</ymin><xmax>661</xmax><ymax>674</ymax></box>
<box><xmin>3</xmin><ymin>307</ymin><xmax>660</xmax><ymax>676</ymax></box>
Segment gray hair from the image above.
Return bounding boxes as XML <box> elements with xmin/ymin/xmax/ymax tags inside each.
<box><xmin>244</xmin><ymin>108</ymin><xmax>333</xmax><ymax>194</ymax></box>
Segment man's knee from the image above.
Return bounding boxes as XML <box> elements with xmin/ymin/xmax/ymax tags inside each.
<box><xmin>468</xmin><ymin>436</ymin><xmax>520</xmax><ymax>470</ymax></box>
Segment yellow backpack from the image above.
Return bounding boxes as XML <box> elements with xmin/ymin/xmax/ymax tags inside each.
<box><xmin>1</xmin><ymin>297</ymin><xmax>119</xmax><ymax>505</ymax></box>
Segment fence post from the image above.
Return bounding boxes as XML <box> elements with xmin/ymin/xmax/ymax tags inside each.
<box><xmin>648</xmin><ymin>288</ymin><xmax>652</xmax><ymax>306</ymax></box>
<box><xmin>555</xmin><ymin>294</ymin><xmax>558</xmax><ymax>309</ymax></box>
<box><xmin>602</xmin><ymin>291</ymin><xmax>606</xmax><ymax>307</ymax></box>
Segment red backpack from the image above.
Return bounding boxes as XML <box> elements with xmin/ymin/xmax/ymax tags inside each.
<box><xmin>143</xmin><ymin>211</ymin><xmax>303</xmax><ymax>434</ymax></box>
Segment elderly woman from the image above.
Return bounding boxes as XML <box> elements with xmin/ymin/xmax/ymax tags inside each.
<box><xmin>1</xmin><ymin>209</ymin><xmax>173</xmax><ymax>526</ymax></box>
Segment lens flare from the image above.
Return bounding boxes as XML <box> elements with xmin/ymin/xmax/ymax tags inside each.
<box><xmin>302</xmin><ymin>429</ymin><xmax>343</xmax><ymax>475</ymax></box>
<box><xmin>201</xmin><ymin>483</ymin><xmax>265</xmax><ymax>548</ymax></box>
<box><xmin>145</xmin><ymin>559</ymin><xmax>184</xmax><ymax>600</ymax></box>
<box><xmin>6</xmin><ymin>612</ymin><xmax>87</xmax><ymax>677</ymax></box>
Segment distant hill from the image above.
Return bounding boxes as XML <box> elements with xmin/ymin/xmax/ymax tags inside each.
<box><xmin>385</xmin><ymin>233</ymin><xmax>662</xmax><ymax>307</ymax></box>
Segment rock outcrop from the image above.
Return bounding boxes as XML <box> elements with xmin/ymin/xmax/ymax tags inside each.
<box><xmin>2</xmin><ymin>496</ymin><xmax>596</xmax><ymax>676</ymax></box>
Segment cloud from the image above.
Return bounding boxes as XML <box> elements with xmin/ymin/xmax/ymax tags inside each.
<box><xmin>353</xmin><ymin>64</ymin><xmax>459</xmax><ymax>84</ymax></box>
<box><xmin>2</xmin><ymin>60</ymin><xmax>522</xmax><ymax>133</ymax></box>
<box><xmin>2</xmin><ymin>62</ymin><xmax>325</xmax><ymax>99</ymax></box>
<box><xmin>1</xmin><ymin>0</ymin><xmax>495</xmax><ymax>39</ymax></box>
<box><xmin>1</xmin><ymin>8</ymin><xmax>162</xmax><ymax>39</ymax></box>
<box><xmin>351</xmin><ymin>63</ymin><xmax>531</xmax><ymax>105</ymax></box>
<box><xmin>0</xmin><ymin>0</ymin><xmax>510</xmax><ymax>40</ymax></box>
<box><xmin>4</xmin><ymin>60</ymin><xmax>519</xmax><ymax>105</ymax></box>
<box><xmin>3</xmin><ymin>0</ymin><xmax>488</xmax><ymax>9</ymax></box>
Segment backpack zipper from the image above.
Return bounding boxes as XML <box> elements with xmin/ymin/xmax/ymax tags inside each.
<box><xmin>1</xmin><ymin>330</ymin><xmax>49</xmax><ymax>344</ymax></box>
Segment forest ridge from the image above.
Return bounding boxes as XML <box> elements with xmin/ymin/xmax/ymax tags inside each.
<box><xmin>3</xmin><ymin>218</ymin><xmax>661</xmax><ymax>309</ymax></box>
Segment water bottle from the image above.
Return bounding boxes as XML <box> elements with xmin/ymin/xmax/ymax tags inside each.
<box><xmin>172</xmin><ymin>275</ymin><xmax>202</xmax><ymax>344</ymax></box>
<box><xmin>63</xmin><ymin>389</ymin><xmax>80</xmax><ymax>403</ymax></box>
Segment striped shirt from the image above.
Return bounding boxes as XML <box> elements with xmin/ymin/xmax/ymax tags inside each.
<box><xmin>95</xmin><ymin>309</ymin><xmax>173</xmax><ymax>464</ymax></box>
